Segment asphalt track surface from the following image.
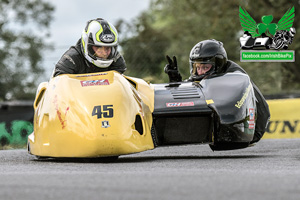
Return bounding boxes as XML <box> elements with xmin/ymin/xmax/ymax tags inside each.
<box><xmin>1</xmin><ymin>139</ymin><xmax>300</xmax><ymax>200</ymax></box>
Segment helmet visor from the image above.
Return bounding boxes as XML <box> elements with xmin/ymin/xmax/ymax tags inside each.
<box><xmin>192</xmin><ymin>63</ymin><xmax>213</xmax><ymax>75</ymax></box>
<box><xmin>191</xmin><ymin>57</ymin><xmax>215</xmax><ymax>65</ymax></box>
<box><xmin>87</xmin><ymin>44</ymin><xmax>116</xmax><ymax>61</ymax></box>
<box><xmin>191</xmin><ymin>57</ymin><xmax>215</xmax><ymax>75</ymax></box>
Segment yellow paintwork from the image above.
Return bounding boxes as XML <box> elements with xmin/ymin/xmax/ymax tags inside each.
<box><xmin>263</xmin><ymin>98</ymin><xmax>300</xmax><ymax>139</ymax></box>
<box><xmin>28</xmin><ymin>71</ymin><xmax>155</xmax><ymax>158</ymax></box>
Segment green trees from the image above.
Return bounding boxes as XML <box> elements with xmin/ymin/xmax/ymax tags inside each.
<box><xmin>120</xmin><ymin>0</ymin><xmax>300</xmax><ymax>95</ymax></box>
<box><xmin>117</xmin><ymin>13</ymin><xmax>170</xmax><ymax>82</ymax></box>
<box><xmin>0</xmin><ymin>0</ymin><xmax>54</xmax><ymax>101</ymax></box>
<box><xmin>0</xmin><ymin>0</ymin><xmax>298</xmax><ymax>100</ymax></box>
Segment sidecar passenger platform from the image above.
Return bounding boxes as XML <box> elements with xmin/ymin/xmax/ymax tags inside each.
<box><xmin>153</xmin><ymin>82</ymin><xmax>213</xmax><ymax>146</ymax></box>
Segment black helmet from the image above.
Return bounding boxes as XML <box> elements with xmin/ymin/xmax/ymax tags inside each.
<box><xmin>189</xmin><ymin>39</ymin><xmax>228</xmax><ymax>80</ymax></box>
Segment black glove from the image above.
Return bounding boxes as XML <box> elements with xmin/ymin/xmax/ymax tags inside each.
<box><xmin>164</xmin><ymin>55</ymin><xmax>182</xmax><ymax>82</ymax></box>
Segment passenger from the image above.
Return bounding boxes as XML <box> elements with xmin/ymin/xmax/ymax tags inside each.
<box><xmin>52</xmin><ymin>18</ymin><xmax>126</xmax><ymax>77</ymax></box>
<box><xmin>164</xmin><ymin>39</ymin><xmax>270</xmax><ymax>143</ymax></box>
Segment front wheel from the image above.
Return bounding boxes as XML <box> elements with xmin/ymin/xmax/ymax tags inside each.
<box><xmin>92</xmin><ymin>156</ymin><xmax>119</xmax><ymax>163</ymax></box>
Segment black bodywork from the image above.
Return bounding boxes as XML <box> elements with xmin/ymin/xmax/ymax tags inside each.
<box><xmin>152</xmin><ymin>71</ymin><xmax>256</xmax><ymax>150</ymax></box>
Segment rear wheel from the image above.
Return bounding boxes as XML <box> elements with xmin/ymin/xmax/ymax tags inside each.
<box><xmin>209</xmin><ymin>142</ymin><xmax>250</xmax><ymax>151</ymax></box>
<box><xmin>250</xmin><ymin>131</ymin><xmax>264</xmax><ymax>144</ymax></box>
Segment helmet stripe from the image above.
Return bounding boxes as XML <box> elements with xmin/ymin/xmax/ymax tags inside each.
<box><xmin>95</xmin><ymin>21</ymin><xmax>103</xmax><ymax>43</ymax></box>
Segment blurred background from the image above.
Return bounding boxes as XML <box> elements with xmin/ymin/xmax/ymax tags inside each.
<box><xmin>0</xmin><ymin>0</ymin><xmax>299</xmax><ymax>101</ymax></box>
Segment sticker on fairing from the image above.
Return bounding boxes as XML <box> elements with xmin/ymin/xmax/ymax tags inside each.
<box><xmin>76</xmin><ymin>73</ymin><xmax>108</xmax><ymax>77</ymax></box>
<box><xmin>249</xmin><ymin>108</ymin><xmax>255</xmax><ymax>121</ymax></box>
<box><xmin>80</xmin><ymin>79</ymin><xmax>109</xmax><ymax>87</ymax></box>
<box><xmin>249</xmin><ymin>122</ymin><xmax>255</xmax><ymax>129</ymax></box>
<box><xmin>206</xmin><ymin>99</ymin><xmax>214</xmax><ymax>105</ymax></box>
<box><xmin>101</xmin><ymin>120</ymin><xmax>111</xmax><ymax>128</ymax></box>
<box><xmin>166</xmin><ymin>102</ymin><xmax>194</xmax><ymax>107</ymax></box>
<box><xmin>248</xmin><ymin>108</ymin><xmax>255</xmax><ymax>129</ymax></box>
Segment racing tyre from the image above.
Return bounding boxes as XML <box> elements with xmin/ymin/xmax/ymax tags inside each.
<box><xmin>93</xmin><ymin>156</ymin><xmax>119</xmax><ymax>163</ymax></box>
<box><xmin>209</xmin><ymin>142</ymin><xmax>250</xmax><ymax>151</ymax></box>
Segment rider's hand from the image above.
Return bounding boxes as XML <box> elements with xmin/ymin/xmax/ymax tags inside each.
<box><xmin>164</xmin><ymin>55</ymin><xmax>182</xmax><ymax>82</ymax></box>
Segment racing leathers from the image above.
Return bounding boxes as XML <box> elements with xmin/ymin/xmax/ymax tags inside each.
<box><xmin>165</xmin><ymin>60</ymin><xmax>270</xmax><ymax>144</ymax></box>
<box><xmin>52</xmin><ymin>39</ymin><xmax>126</xmax><ymax>77</ymax></box>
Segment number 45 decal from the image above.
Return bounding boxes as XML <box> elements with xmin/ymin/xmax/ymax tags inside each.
<box><xmin>92</xmin><ymin>105</ymin><xmax>114</xmax><ymax>118</ymax></box>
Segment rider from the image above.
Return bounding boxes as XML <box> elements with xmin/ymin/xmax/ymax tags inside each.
<box><xmin>164</xmin><ymin>39</ymin><xmax>270</xmax><ymax>144</ymax></box>
<box><xmin>52</xmin><ymin>18</ymin><xmax>126</xmax><ymax>77</ymax></box>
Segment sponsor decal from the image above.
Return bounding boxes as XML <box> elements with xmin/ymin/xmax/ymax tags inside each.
<box><xmin>248</xmin><ymin>123</ymin><xmax>255</xmax><ymax>129</ymax></box>
<box><xmin>262</xmin><ymin>98</ymin><xmax>300</xmax><ymax>139</ymax></box>
<box><xmin>100</xmin><ymin>34</ymin><xmax>115</xmax><ymax>43</ymax></box>
<box><xmin>248</xmin><ymin>108</ymin><xmax>255</xmax><ymax>129</ymax></box>
<box><xmin>239</xmin><ymin>6</ymin><xmax>296</xmax><ymax>62</ymax></box>
<box><xmin>166</xmin><ymin>102</ymin><xmax>195</xmax><ymax>107</ymax></box>
<box><xmin>249</xmin><ymin>108</ymin><xmax>255</xmax><ymax>121</ymax></box>
<box><xmin>265</xmin><ymin>120</ymin><xmax>300</xmax><ymax>135</ymax></box>
<box><xmin>235</xmin><ymin>84</ymin><xmax>252</xmax><ymax>108</ymax></box>
<box><xmin>206</xmin><ymin>99</ymin><xmax>214</xmax><ymax>105</ymax></box>
<box><xmin>101</xmin><ymin>120</ymin><xmax>111</xmax><ymax>128</ymax></box>
<box><xmin>76</xmin><ymin>73</ymin><xmax>108</xmax><ymax>77</ymax></box>
<box><xmin>80</xmin><ymin>79</ymin><xmax>109</xmax><ymax>87</ymax></box>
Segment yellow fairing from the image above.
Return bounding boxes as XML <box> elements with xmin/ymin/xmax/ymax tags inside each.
<box><xmin>28</xmin><ymin>71</ymin><xmax>155</xmax><ymax>158</ymax></box>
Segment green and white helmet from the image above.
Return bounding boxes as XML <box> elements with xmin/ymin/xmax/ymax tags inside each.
<box><xmin>81</xmin><ymin>18</ymin><xmax>119</xmax><ymax>68</ymax></box>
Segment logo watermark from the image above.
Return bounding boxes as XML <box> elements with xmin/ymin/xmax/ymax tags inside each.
<box><xmin>239</xmin><ymin>6</ymin><xmax>296</xmax><ymax>62</ymax></box>
<box><xmin>240</xmin><ymin>50</ymin><xmax>295</xmax><ymax>62</ymax></box>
